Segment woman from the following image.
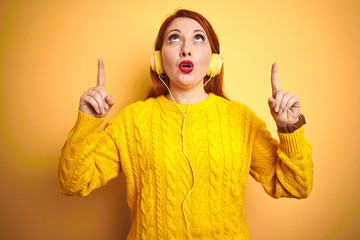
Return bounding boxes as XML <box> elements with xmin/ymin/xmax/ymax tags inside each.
<box><xmin>58</xmin><ymin>9</ymin><xmax>313</xmax><ymax>240</ymax></box>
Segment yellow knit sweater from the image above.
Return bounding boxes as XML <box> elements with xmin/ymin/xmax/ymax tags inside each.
<box><xmin>58</xmin><ymin>93</ymin><xmax>313</xmax><ymax>240</ymax></box>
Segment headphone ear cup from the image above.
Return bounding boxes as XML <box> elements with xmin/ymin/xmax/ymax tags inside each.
<box><xmin>150</xmin><ymin>50</ymin><xmax>163</xmax><ymax>75</ymax></box>
<box><xmin>207</xmin><ymin>53</ymin><xmax>223</xmax><ymax>77</ymax></box>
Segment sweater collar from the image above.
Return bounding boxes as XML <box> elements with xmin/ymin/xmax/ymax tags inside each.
<box><xmin>156</xmin><ymin>92</ymin><xmax>216</xmax><ymax>113</ymax></box>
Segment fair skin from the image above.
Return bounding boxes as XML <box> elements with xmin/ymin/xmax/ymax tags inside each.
<box><xmin>79</xmin><ymin>19</ymin><xmax>301</xmax><ymax>125</ymax></box>
<box><xmin>268</xmin><ymin>62</ymin><xmax>301</xmax><ymax>125</ymax></box>
<box><xmin>79</xmin><ymin>58</ymin><xmax>115</xmax><ymax>118</ymax></box>
<box><xmin>161</xmin><ymin>17</ymin><xmax>212</xmax><ymax>105</ymax></box>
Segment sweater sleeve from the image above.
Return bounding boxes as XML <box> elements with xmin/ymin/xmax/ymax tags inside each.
<box><xmin>248</xmin><ymin>108</ymin><xmax>313</xmax><ymax>199</ymax></box>
<box><xmin>58</xmin><ymin>109</ymin><xmax>123</xmax><ymax>197</ymax></box>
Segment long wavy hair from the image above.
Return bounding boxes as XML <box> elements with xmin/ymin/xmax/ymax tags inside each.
<box><xmin>144</xmin><ymin>9</ymin><xmax>229</xmax><ymax>100</ymax></box>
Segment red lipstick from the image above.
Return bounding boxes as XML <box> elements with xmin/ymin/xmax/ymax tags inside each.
<box><xmin>179</xmin><ymin>60</ymin><xmax>194</xmax><ymax>73</ymax></box>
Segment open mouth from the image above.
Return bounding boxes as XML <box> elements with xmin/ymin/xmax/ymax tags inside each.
<box><xmin>181</xmin><ymin>64</ymin><xmax>192</xmax><ymax>68</ymax></box>
<box><xmin>179</xmin><ymin>60</ymin><xmax>194</xmax><ymax>73</ymax></box>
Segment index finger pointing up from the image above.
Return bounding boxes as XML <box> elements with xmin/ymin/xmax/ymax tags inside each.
<box><xmin>271</xmin><ymin>62</ymin><xmax>279</xmax><ymax>98</ymax></box>
<box><xmin>97</xmin><ymin>58</ymin><xmax>105</xmax><ymax>88</ymax></box>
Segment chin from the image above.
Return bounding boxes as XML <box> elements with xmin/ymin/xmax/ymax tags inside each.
<box><xmin>168</xmin><ymin>70</ymin><xmax>207</xmax><ymax>88</ymax></box>
<box><xmin>174</xmin><ymin>80</ymin><xmax>204</xmax><ymax>91</ymax></box>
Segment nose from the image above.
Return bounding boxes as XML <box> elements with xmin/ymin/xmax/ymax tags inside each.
<box><xmin>180</xmin><ymin>51</ymin><xmax>191</xmax><ymax>57</ymax></box>
<box><xmin>180</xmin><ymin>41</ymin><xmax>192</xmax><ymax>57</ymax></box>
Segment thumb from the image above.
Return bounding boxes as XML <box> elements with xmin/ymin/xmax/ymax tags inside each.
<box><xmin>105</xmin><ymin>95</ymin><xmax>115</xmax><ymax>108</ymax></box>
<box><xmin>268</xmin><ymin>97</ymin><xmax>276</xmax><ymax>108</ymax></box>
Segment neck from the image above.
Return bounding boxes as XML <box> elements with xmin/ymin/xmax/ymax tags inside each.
<box><xmin>165</xmin><ymin>88</ymin><xmax>209</xmax><ymax>105</ymax></box>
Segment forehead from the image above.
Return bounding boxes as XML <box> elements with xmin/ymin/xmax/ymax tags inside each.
<box><xmin>165</xmin><ymin>17</ymin><xmax>205</xmax><ymax>34</ymax></box>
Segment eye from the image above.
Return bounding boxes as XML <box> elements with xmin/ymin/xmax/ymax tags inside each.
<box><xmin>194</xmin><ymin>34</ymin><xmax>205</xmax><ymax>42</ymax></box>
<box><xmin>168</xmin><ymin>34</ymin><xmax>180</xmax><ymax>42</ymax></box>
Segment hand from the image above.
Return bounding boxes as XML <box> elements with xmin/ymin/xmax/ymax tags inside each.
<box><xmin>268</xmin><ymin>62</ymin><xmax>301</xmax><ymax>125</ymax></box>
<box><xmin>79</xmin><ymin>58</ymin><xmax>115</xmax><ymax>118</ymax></box>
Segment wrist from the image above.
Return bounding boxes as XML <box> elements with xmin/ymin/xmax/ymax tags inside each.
<box><xmin>277</xmin><ymin>114</ymin><xmax>306</xmax><ymax>133</ymax></box>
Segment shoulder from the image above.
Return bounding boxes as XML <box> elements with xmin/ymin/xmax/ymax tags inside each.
<box><xmin>110</xmin><ymin>97</ymin><xmax>157</xmax><ymax>123</ymax></box>
<box><xmin>125</xmin><ymin>97</ymin><xmax>157</xmax><ymax>113</ymax></box>
<box><xmin>213</xmin><ymin>95</ymin><xmax>263</xmax><ymax>124</ymax></box>
<box><xmin>212</xmin><ymin>94</ymin><xmax>251</xmax><ymax>114</ymax></box>
<box><xmin>119</xmin><ymin>97</ymin><xmax>157</xmax><ymax>115</ymax></box>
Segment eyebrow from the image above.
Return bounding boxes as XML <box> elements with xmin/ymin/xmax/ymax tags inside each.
<box><xmin>167</xmin><ymin>29</ymin><xmax>180</xmax><ymax>36</ymax></box>
<box><xmin>167</xmin><ymin>29</ymin><xmax>206</xmax><ymax>35</ymax></box>
<box><xmin>193</xmin><ymin>29</ymin><xmax>205</xmax><ymax>34</ymax></box>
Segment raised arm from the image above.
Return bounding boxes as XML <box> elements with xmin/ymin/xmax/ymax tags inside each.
<box><xmin>58</xmin><ymin>59</ymin><xmax>122</xmax><ymax>197</ymax></box>
<box><xmin>249</xmin><ymin>63</ymin><xmax>313</xmax><ymax>199</ymax></box>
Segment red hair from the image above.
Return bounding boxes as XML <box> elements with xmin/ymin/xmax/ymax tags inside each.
<box><xmin>144</xmin><ymin>9</ymin><xmax>229</xmax><ymax>100</ymax></box>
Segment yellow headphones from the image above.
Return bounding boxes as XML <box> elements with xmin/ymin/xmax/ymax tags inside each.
<box><xmin>150</xmin><ymin>50</ymin><xmax>223</xmax><ymax>78</ymax></box>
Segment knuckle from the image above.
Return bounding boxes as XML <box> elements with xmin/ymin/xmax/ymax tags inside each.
<box><xmin>99</xmin><ymin>89</ymin><xmax>106</xmax><ymax>97</ymax></box>
<box><xmin>95</xmin><ymin>95</ymin><xmax>104</xmax><ymax>106</ymax></box>
<box><xmin>94</xmin><ymin>92</ymin><xmax>101</xmax><ymax>99</ymax></box>
<box><xmin>98</xmin><ymin>88</ymin><xmax>105</xmax><ymax>96</ymax></box>
<box><xmin>87</xmin><ymin>96</ymin><xmax>95</xmax><ymax>104</ymax></box>
<box><xmin>88</xmin><ymin>91</ymin><xmax>96</xmax><ymax>98</ymax></box>
<box><xmin>276</xmin><ymin>90</ymin><xmax>284</xmax><ymax>97</ymax></box>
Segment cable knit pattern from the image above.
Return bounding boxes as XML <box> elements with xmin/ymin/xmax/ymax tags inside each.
<box><xmin>58</xmin><ymin>93</ymin><xmax>313</xmax><ymax>240</ymax></box>
<box><xmin>151</xmin><ymin>107</ymin><xmax>165</xmax><ymax>240</ymax></box>
<box><xmin>207</xmin><ymin>106</ymin><xmax>222</xmax><ymax>239</ymax></box>
<box><xmin>178</xmin><ymin>114</ymin><xmax>192</xmax><ymax>239</ymax></box>
<box><xmin>217</xmin><ymin>101</ymin><xmax>232</xmax><ymax>239</ymax></box>
<box><xmin>160</xmin><ymin>106</ymin><xmax>177</xmax><ymax>240</ymax></box>
<box><xmin>227</xmin><ymin>102</ymin><xmax>243</xmax><ymax>237</ymax></box>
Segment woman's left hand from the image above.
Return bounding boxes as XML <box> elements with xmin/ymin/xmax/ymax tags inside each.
<box><xmin>267</xmin><ymin>62</ymin><xmax>301</xmax><ymax>125</ymax></box>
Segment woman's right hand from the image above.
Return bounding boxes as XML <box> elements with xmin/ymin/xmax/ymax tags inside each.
<box><xmin>79</xmin><ymin>58</ymin><xmax>115</xmax><ymax>118</ymax></box>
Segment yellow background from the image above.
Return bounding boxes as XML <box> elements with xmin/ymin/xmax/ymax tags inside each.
<box><xmin>1</xmin><ymin>0</ymin><xmax>359</xmax><ymax>239</ymax></box>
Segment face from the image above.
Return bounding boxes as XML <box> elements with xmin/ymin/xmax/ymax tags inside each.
<box><xmin>161</xmin><ymin>17</ymin><xmax>212</xmax><ymax>92</ymax></box>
